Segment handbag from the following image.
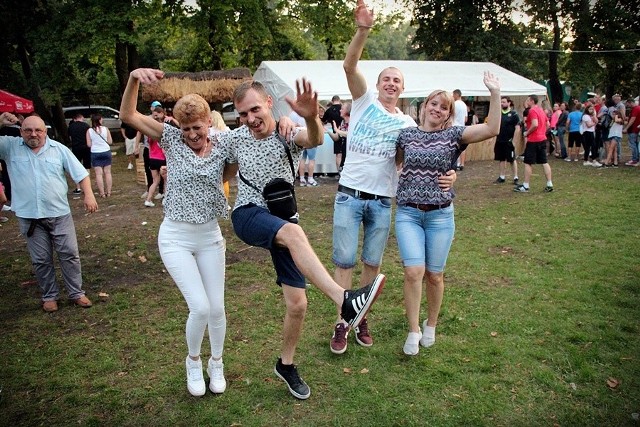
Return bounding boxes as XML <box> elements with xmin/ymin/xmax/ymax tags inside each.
<box><xmin>239</xmin><ymin>125</ymin><xmax>299</xmax><ymax>223</ymax></box>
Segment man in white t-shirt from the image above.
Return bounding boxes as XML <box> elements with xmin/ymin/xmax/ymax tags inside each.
<box><xmin>453</xmin><ymin>89</ymin><xmax>468</xmax><ymax>170</ymax></box>
<box><xmin>328</xmin><ymin>0</ymin><xmax>458</xmax><ymax>355</ymax></box>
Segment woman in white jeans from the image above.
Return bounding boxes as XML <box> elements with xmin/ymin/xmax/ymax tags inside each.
<box><xmin>120</xmin><ymin>68</ymin><xmax>234</xmax><ymax>397</ymax></box>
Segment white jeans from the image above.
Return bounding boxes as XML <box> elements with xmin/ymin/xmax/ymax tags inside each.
<box><xmin>158</xmin><ymin>218</ymin><xmax>226</xmax><ymax>359</ymax></box>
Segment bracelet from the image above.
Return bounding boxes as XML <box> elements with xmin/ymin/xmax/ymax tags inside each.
<box><xmin>357</xmin><ymin>25</ymin><xmax>373</xmax><ymax>29</ymax></box>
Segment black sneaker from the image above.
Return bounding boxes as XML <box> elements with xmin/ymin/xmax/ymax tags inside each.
<box><xmin>274</xmin><ymin>358</ymin><xmax>310</xmax><ymax>400</ymax></box>
<box><xmin>513</xmin><ymin>184</ymin><xmax>529</xmax><ymax>193</ymax></box>
<box><xmin>544</xmin><ymin>186</ymin><xmax>554</xmax><ymax>193</ymax></box>
<box><xmin>494</xmin><ymin>177</ymin><xmax>505</xmax><ymax>184</ymax></box>
<box><xmin>513</xmin><ymin>177</ymin><xmax>519</xmax><ymax>185</ymax></box>
<box><xmin>341</xmin><ymin>274</ymin><xmax>385</xmax><ymax>328</ymax></box>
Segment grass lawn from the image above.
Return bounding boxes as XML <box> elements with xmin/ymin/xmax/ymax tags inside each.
<box><xmin>0</xmin><ymin>146</ymin><xmax>639</xmax><ymax>426</ymax></box>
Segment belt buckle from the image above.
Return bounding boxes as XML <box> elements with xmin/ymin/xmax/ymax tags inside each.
<box><xmin>354</xmin><ymin>189</ymin><xmax>361</xmax><ymax>199</ymax></box>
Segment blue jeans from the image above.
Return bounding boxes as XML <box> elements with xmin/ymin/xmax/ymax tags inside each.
<box><xmin>628</xmin><ymin>133</ymin><xmax>639</xmax><ymax>162</ymax></box>
<box><xmin>557</xmin><ymin>126</ymin><xmax>567</xmax><ymax>158</ymax></box>
<box><xmin>17</xmin><ymin>214</ymin><xmax>85</xmax><ymax>301</ymax></box>
<box><xmin>394</xmin><ymin>204</ymin><xmax>455</xmax><ymax>272</ymax></box>
<box><xmin>332</xmin><ymin>192</ymin><xmax>392</xmax><ymax>268</ymax></box>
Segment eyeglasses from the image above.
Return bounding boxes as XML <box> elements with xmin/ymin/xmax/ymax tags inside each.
<box><xmin>21</xmin><ymin>128</ymin><xmax>46</xmax><ymax>135</ymax></box>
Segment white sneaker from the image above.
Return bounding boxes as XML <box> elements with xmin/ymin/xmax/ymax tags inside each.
<box><xmin>591</xmin><ymin>160</ymin><xmax>602</xmax><ymax>167</ymax></box>
<box><xmin>185</xmin><ymin>357</ymin><xmax>206</xmax><ymax>397</ymax></box>
<box><xmin>419</xmin><ymin>321</ymin><xmax>436</xmax><ymax>348</ymax></box>
<box><xmin>141</xmin><ymin>191</ymin><xmax>148</xmax><ymax>199</ymax></box>
<box><xmin>144</xmin><ymin>200</ymin><xmax>155</xmax><ymax>207</ymax></box>
<box><xmin>307</xmin><ymin>177</ymin><xmax>318</xmax><ymax>186</ymax></box>
<box><xmin>154</xmin><ymin>192</ymin><xmax>164</xmax><ymax>200</ymax></box>
<box><xmin>127</xmin><ymin>163</ymin><xmax>133</xmax><ymax>170</ymax></box>
<box><xmin>299</xmin><ymin>177</ymin><xmax>307</xmax><ymax>187</ymax></box>
<box><xmin>583</xmin><ymin>161</ymin><xmax>592</xmax><ymax>166</ymax></box>
<box><xmin>207</xmin><ymin>357</ymin><xmax>227</xmax><ymax>393</ymax></box>
<box><xmin>403</xmin><ymin>331</ymin><xmax>422</xmax><ymax>356</ymax></box>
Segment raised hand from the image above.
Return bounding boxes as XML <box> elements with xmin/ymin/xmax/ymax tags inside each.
<box><xmin>285</xmin><ymin>78</ymin><xmax>319</xmax><ymax>120</ymax></box>
<box><xmin>354</xmin><ymin>0</ymin><xmax>374</xmax><ymax>28</ymax></box>
<box><xmin>483</xmin><ymin>71</ymin><xmax>500</xmax><ymax>93</ymax></box>
<box><xmin>0</xmin><ymin>112</ymin><xmax>19</xmax><ymax>127</ymax></box>
<box><xmin>130</xmin><ymin>68</ymin><xmax>165</xmax><ymax>85</ymax></box>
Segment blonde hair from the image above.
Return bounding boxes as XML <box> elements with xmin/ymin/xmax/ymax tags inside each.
<box><xmin>173</xmin><ymin>94</ymin><xmax>211</xmax><ymax>124</ymax></box>
<box><xmin>210</xmin><ymin>110</ymin><xmax>226</xmax><ymax>131</ymax></box>
<box><xmin>420</xmin><ymin>90</ymin><xmax>455</xmax><ymax>129</ymax></box>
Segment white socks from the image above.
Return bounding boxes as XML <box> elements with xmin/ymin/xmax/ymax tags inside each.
<box><xmin>419</xmin><ymin>321</ymin><xmax>436</xmax><ymax>348</ymax></box>
<box><xmin>403</xmin><ymin>332</ymin><xmax>422</xmax><ymax>356</ymax></box>
<box><xmin>404</xmin><ymin>322</ymin><xmax>437</xmax><ymax>355</ymax></box>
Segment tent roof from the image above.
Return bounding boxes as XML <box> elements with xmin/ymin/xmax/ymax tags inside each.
<box><xmin>254</xmin><ymin>60</ymin><xmax>547</xmax><ymax>111</ymax></box>
<box><xmin>0</xmin><ymin>89</ymin><xmax>34</xmax><ymax>114</ymax></box>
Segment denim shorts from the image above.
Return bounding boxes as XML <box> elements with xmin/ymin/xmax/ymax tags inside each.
<box><xmin>332</xmin><ymin>191</ymin><xmax>392</xmax><ymax>268</ymax></box>
<box><xmin>301</xmin><ymin>147</ymin><xmax>317</xmax><ymax>161</ymax></box>
<box><xmin>394</xmin><ymin>204</ymin><xmax>455</xmax><ymax>272</ymax></box>
<box><xmin>91</xmin><ymin>151</ymin><xmax>112</xmax><ymax>168</ymax></box>
<box><xmin>231</xmin><ymin>204</ymin><xmax>305</xmax><ymax>288</ymax></box>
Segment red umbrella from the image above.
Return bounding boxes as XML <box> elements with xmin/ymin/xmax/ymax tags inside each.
<box><xmin>0</xmin><ymin>89</ymin><xmax>35</xmax><ymax>114</ymax></box>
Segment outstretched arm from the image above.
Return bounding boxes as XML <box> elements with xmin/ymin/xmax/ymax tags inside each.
<box><xmin>119</xmin><ymin>68</ymin><xmax>166</xmax><ymax>140</ymax></box>
<box><xmin>461</xmin><ymin>71</ymin><xmax>501</xmax><ymax>144</ymax></box>
<box><xmin>344</xmin><ymin>0</ymin><xmax>374</xmax><ymax>101</ymax></box>
<box><xmin>285</xmin><ymin>78</ymin><xmax>324</xmax><ymax>148</ymax></box>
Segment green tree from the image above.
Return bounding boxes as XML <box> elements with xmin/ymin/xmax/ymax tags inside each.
<box><xmin>292</xmin><ymin>0</ymin><xmax>354</xmax><ymax>59</ymax></box>
<box><xmin>411</xmin><ymin>0</ymin><xmax>539</xmax><ymax>79</ymax></box>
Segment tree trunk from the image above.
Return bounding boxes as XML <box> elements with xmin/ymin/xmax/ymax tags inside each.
<box><xmin>115</xmin><ymin>41</ymin><xmax>128</xmax><ymax>95</ymax></box>
<box><xmin>16</xmin><ymin>36</ymin><xmax>59</xmax><ymax>138</ymax></box>
<box><xmin>547</xmin><ymin>3</ymin><xmax>562</xmax><ymax>104</ymax></box>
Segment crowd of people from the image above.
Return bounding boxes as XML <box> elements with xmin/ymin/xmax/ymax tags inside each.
<box><xmin>1</xmin><ymin>0</ymin><xmax>638</xmax><ymax>403</ymax></box>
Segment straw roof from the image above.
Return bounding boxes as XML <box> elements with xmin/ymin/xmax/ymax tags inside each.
<box><xmin>141</xmin><ymin>68</ymin><xmax>252</xmax><ymax>104</ymax></box>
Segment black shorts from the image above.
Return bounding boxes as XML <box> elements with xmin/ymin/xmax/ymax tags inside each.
<box><xmin>334</xmin><ymin>137</ymin><xmax>346</xmax><ymax>155</ymax></box>
<box><xmin>148</xmin><ymin>159</ymin><xmax>166</xmax><ymax>170</ymax></box>
<box><xmin>523</xmin><ymin>141</ymin><xmax>548</xmax><ymax>165</ymax></box>
<box><xmin>72</xmin><ymin>146</ymin><xmax>91</xmax><ymax>169</ymax></box>
<box><xmin>494</xmin><ymin>140</ymin><xmax>515</xmax><ymax>162</ymax></box>
<box><xmin>568</xmin><ymin>131</ymin><xmax>582</xmax><ymax>148</ymax></box>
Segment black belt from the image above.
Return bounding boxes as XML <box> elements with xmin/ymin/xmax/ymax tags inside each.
<box><xmin>402</xmin><ymin>201</ymin><xmax>451</xmax><ymax>212</ymax></box>
<box><xmin>337</xmin><ymin>185</ymin><xmax>389</xmax><ymax>201</ymax></box>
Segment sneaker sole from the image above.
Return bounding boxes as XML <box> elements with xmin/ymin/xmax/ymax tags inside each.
<box><xmin>348</xmin><ymin>274</ymin><xmax>386</xmax><ymax>329</ymax></box>
<box><xmin>330</xmin><ymin>342</ymin><xmax>348</xmax><ymax>355</ymax></box>
<box><xmin>355</xmin><ymin>335</ymin><xmax>373</xmax><ymax>347</ymax></box>
<box><xmin>274</xmin><ymin>367</ymin><xmax>311</xmax><ymax>400</ymax></box>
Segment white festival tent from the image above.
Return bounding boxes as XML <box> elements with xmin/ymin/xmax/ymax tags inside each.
<box><xmin>253</xmin><ymin>60</ymin><xmax>548</xmax><ymax>119</ymax></box>
<box><xmin>253</xmin><ymin>60</ymin><xmax>547</xmax><ymax>172</ymax></box>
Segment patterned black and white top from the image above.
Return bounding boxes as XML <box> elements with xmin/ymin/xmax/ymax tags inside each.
<box><xmin>396</xmin><ymin>126</ymin><xmax>465</xmax><ymax>206</ymax></box>
<box><xmin>159</xmin><ymin>124</ymin><xmax>229</xmax><ymax>223</ymax></box>
<box><xmin>218</xmin><ymin>125</ymin><xmax>303</xmax><ymax>210</ymax></box>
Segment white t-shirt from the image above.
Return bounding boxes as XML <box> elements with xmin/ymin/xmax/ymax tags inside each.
<box><xmin>340</xmin><ymin>90</ymin><xmax>416</xmax><ymax>198</ymax></box>
<box><xmin>580</xmin><ymin>114</ymin><xmax>595</xmax><ymax>134</ymax></box>
<box><xmin>454</xmin><ymin>99</ymin><xmax>467</xmax><ymax>127</ymax></box>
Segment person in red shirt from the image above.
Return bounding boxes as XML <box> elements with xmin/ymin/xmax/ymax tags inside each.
<box><xmin>623</xmin><ymin>99</ymin><xmax>640</xmax><ymax>165</ymax></box>
<box><xmin>514</xmin><ymin>94</ymin><xmax>554</xmax><ymax>193</ymax></box>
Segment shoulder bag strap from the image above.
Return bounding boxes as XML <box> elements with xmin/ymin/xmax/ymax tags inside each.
<box><xmin>238</xmin><ymin>169</ymin><xmax>261</xmax><ymax>194</ymax></box>
<box><xmin>274</xmin><ymin>121</ymin><xmax>296</xmax><ymax>181</ymax></box>
<box><xmin>237</xmin><ymin>122</ymin><xmax>297</xmax><ymax>193</ymax></box>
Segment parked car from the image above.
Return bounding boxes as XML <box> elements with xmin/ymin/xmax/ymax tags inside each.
<box><xmin>63</xmin><ymin>105</ymin><xmax>121</xmax><ymax>132</ymax></box>
<box><xmin>221</xmin><ymin>102</ymin><xmax>239</xmax><ymax>128</ymax></box>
